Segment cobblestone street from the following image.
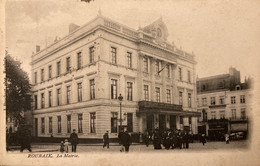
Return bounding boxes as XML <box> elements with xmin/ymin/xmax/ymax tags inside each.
<box><xmin>7</xmin><ymin>140</ymin><xmax>249</xmax><ymax>154</ymax></box>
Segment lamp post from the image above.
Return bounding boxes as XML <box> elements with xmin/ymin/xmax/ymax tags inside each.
<box><xmin>118</xmin><ymin>94</ymin><xmax>123</xmax><ymax>132</ymax></box>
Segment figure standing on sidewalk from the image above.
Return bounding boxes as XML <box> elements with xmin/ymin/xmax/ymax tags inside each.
<box><xmin>103</xmin><ymin>131</ymin><xmax>109</xmax><ymax>149</ymax></box>
<box><xmin>225</xmin><ymin>133</ymin><xmax>230</xmax><ymax>144</ymax></box>
<box><xmin>20</xmin><ymin>129</ymin><xmax>32</xmax><ymax>152</ymax></box>
<box><xmin>69</xmin><ymin>129</ymin><xmax>78</xmax><ymax>152</ymax></box>
<box><xmin>120</xmin><ymin>129</ymin><xmax>131</xmax><ymax>152</ymax></box>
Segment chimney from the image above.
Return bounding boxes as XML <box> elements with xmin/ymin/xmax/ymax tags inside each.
<box><xmin>69</xmin><ymin>23</ymin><xmax>80</xmax><ymax>33</ymax></box>
<box><xmin>36</xmin><ymin>45</ymin><xmax>40</xmax><ymax>53</ymax></box>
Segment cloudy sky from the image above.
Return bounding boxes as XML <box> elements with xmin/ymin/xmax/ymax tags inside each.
<box><xmin>5</xmin><ymin>0</ymin><xmax>260</xmax><ymax>81</ymax></box>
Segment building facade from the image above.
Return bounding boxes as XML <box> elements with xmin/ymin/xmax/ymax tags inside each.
<box><xmin>31</xmin><ymin>13</ymin><xmax>199</xmax><ymax>140</ymax></box>
<box><xmin>197</xmin><ymin>67</ymin><xmax>252</xmax><ymax>140</ymax></box>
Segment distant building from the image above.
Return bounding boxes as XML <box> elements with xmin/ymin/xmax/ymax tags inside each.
<box><xmin>31</xmin><ymin>13</ymin><xmax>199</xmax><ymax>141</ymax></box>
<box><xmin>197</xmin><ymin>67</ymin><xmax>252</xmax><ymax>140</ymax></box>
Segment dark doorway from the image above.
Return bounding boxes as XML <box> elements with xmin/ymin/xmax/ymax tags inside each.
<box><xmin>170</xmin><ymin>115</ymin><xmax>176</xmax><ymax>131</ymax></box>
<box><xmin>146</xmin><ymin>114</ymin><xmax>154</xmax><ymax>132</ymax></box>
<box><xmin>159</xmin><ymin>114</ymin><xmax>166</xmax><ymax>132</ymax></box>
<box><xmin>35</xmin><ymin>118</ymin><xmax>38</xmax><ymax>137</ymax></box>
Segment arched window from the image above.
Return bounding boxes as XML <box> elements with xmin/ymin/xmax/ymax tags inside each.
<box><xmin>157</xmin><ymin>28</ymin><xmax>162</xmax><ymax>38</ymax></box>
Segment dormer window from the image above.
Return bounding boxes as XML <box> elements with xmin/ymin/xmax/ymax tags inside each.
<box><xmin>236</xmin><ymin>85</ymin><xmax>241</xmax><ymax>90</ymax></box>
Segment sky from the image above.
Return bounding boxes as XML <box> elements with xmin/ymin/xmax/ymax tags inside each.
<box><xmin>5</xmin><ymin>0</ymin><xmax>260</xmax><ymax>81</ymax></box>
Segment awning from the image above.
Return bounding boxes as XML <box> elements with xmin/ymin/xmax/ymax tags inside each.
<box><xmin>138</xmin><ymin>101</ymin><xmax>201</xmax><ymax>117</ymax></box>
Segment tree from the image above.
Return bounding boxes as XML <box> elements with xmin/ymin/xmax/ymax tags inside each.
<box><xmin>5</xmin><ymin>50</ymin><xmax>31</xmax><ymax>126</ymax></box>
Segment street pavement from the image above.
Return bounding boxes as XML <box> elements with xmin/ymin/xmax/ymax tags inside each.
<box><xmin>7</xmin><ymin>140</ymin><xmax>249</xmax><ymax>153</ymax></box>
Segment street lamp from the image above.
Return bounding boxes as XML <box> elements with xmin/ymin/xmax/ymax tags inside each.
<box><xmin>118</xmin><ymin>94</ymin><xmax>123</xmax><ymax>132</ymax></box>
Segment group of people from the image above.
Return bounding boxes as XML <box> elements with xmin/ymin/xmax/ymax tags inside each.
<box><xmin>143</xmin><ymin>129</ymin><xmax>205</xmax><ymax>150</ymax></box>
<box><xmin>60</xmin><ymin>129</ymin><xmax>79</xmax><ymax>153</ymax></box>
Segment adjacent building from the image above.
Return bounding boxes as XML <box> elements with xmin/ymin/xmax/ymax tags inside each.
<box><xmin>31</xmin><ymin>12</ymin><xmax>199</xmax><ymax>140</ymax></box>
<box><xmin>197</xmin><ymin>67</ymin><xmax>252</xmax><ymax>140</ymax></box>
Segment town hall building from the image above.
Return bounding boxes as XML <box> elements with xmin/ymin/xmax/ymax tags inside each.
<box><xmin>31</xmin><ymin>12</ymin><xmax>200</xmax><ymax>140</ymax></box>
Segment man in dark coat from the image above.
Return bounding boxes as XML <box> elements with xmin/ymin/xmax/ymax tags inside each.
<box><xmin>152</xmin><ymin>129</ymin><xmax>162</xmax><ymax>150</ymax></box>
<box><xmin>143</xmin><ymin>130</ymin><xmax>150</xmax><ymax>147</ymax></box>
<box><xmin>120</xmin><ymin>129</ymin><xmax>131</xmax><ymax>152</ymax></box>
<box><xmin>20</xmin><ymin>129</ymin><xmax>32</xmax><ymax>152</ymax></box>
<box><xmin>69</xmin><ymin>129</ymin><xmax>78</xmax><ymax>152</ymax></box>
<box><xmin>103</xmin><ymin>131</ymin><xmax>109</xmax><ymax>148</ymax></box>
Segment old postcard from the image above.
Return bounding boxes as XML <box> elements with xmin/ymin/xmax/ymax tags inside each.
<box><xmin>1</xmin><ymin>0</ymin><xmax>260</xmax><ymax>166</ymax></box>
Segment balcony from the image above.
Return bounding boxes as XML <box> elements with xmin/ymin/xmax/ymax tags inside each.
<box><xmin>138</xmin><ymin>101</ymin><xmax>201</xmax><ymax>117</ymax></box>
<box><xmin>208</xmin><ymin>104</ymin><xmax>226</xmax><ymax>108</ymax></box>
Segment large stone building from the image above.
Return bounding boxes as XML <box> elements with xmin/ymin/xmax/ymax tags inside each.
<box><xmin>31</xmin><ymin>13</ymin><xmax>199</xmax><ymax>140</ymax></box>
<box><xmin>197</xmin><ymin>67</ymin><xmax>252</xmax><ymax>140</ymax></box>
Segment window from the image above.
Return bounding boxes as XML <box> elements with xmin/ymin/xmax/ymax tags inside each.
<box><xmin>34</xmin><ymin>95</ymin><xmax>38</xmax><ymax>109</ymax></box>
<box><xmin>178</xmin><ymin>67</ymin><xmax>182</xmax><ymax>81</ymax></box>
<box><xmin>241</xmin><ymin>108</ymin><xmax>246</xmax><ymax>119</ymax></box>
<box><xmin>57</xmin><ymin>88</ymin><xmax>61</xmax><ymax>106</ymax></box>
<box><xmin>77</xmin><ymin>83</ymin><xmax>82</xmax><ymax>102</ymax></box>
<box><xmin>231</xmin><ymin>96</ymin><xmax>236</xmax><ymax>104</ymax></box>
<box><xmin>90</xmin><ymin>79</ymin><xmax>95</xmax><ymax>100</ymax></box>
<box><xmin>180</xmin><ymin>116</ymin><xmax>183</xmax><ymax>124</ymax></box>
<box><xmin>127</xmin><ymin>113</ymin><xmax>133</xmax><ymax>132</ymax></box>
<box><xmin>41</xmin><ymin>118</ymin><xmax>45</xmax><ymax>134</ymax></box>
<box><xmin>66</xmin><ymin>57</ymin><xmax>71</xmax><ymax>72</ymax></box>
<box><xmin>179</xmin><ymin>91</ymin><xmax>183</xmax><ymax>105</ymax></box>
<box><xmin>231</xmin><ymin>109</ymin><xmax>236</xmax><ymax>119</ymax></box>
<box><xmin>48</xmin><ymin>65</ymin><xmax>52</xmax><ymax>79</ymax></box>
<box><xmin>57</xmin><ymin>116</ymin><xmax>61</xmax><ymax>133</ymax></box>
<box><xmin>77</xmin><ymin>52</ymin><xmax>82</xmax><ymax>69</ymax></box>
<box><xmin>67</xmin><ymin>115</ymin><xmax>71</xmax><ymax>133</ymax></box>
<box><xmin>155</xmin><ymin>61</ymin><xmax>160</xmax><ymax>75</ymax></box>
<box><xmin>90</xmin><ymin>112</ymin><xmax>96</xmax><ymax>133</ymax></box>
<box><xmin>189</xmin><ymin>117</ymin><xmax>192</xmax><ymax>125</ymax></box>
<box><xmin>41</xmin><ymin>68</ymin><xmax>44</xmax><ymax>82</ymax></box>
<box><xmin>78</xmin><ymin>114</ymin><xmax>83</xmax><ymax>133</ymax></box>
<box><xmin>89</xmin><ymin>46</ymin><xmax>95</xmax><ymax>63</ymax></box>
<box><xmin>67</xmin><ymin>86</ymin><xmax>71</xmax><ymax>104</ymax></box>
<box><xmin>34</xmin><ymin>72</ymin><xmax>37</xmax><ymax>84</ymax></box>
<box><xmin>166</xmin><ymin>65</ymin><xmax>170</xmax><ymax>78</ymax></box>
<box><xmin>111</xmin><ymin>47</ymin><xmax>117</xmax><ymax>64</ymax></box>
<box><xmin>127</xmin><ymin>52</ymin><xmax>132</xmax><ymax>68</ymax></box>
<box><xmin>166</xmin><ymin>89</ymin><xmax>171</xmax><ymax>104</ymax></box>
<box><xmin>210</xmin><ymin>97</ymin><xmax>216</xmax><ymax>105</ymax></box>
<box><xmin>49</xmin><ymin>117</ymin><xmax>52</xmax><ymax>133</ymax></box>
<box><xmin>240</xmin><ymin>95</ymin><xmax>245</xmax><ymax>103</ymax></box>
<box><xmin>144</xmin><ymin>85</ymin><xmax>149</xmax><ymax>101</ymax></box>
<box><xmin>188</xmin><ymin>93</ymin><xmax>192</xmax><ymax>108</ymax></box>
<box><xmin>143</xmin><ymin>57</ymin><xmax>148</xmax><ymax>72</ymax></box>
<box><xmin>57</xmin><ymin>61</ymin><xmax>61</xmax><ymax>76</ymax></box>
<box><xmin>111</xmin><ymin>79</ymin><xmax>118</xmax><ymax>99</ymax></box>
<box><xmin>155</xmin><ymin>87</ymin><xmax>160</xmax><ymax>102</ymax></box>
<box><xmin>220</xmin><ymin>111</ymin><xmax>225</xmax><ymax>119</ymax></box>
<box><xmin>219</xmin><ymin>96</ymin><xmax>225</xmax><ymax>105</ymax></box>
<box><xmin>41</xmin><ymin>93</ymin><xmax>45</xmax><ymax>108</ymax></box>
<box><xmin>211</xmin><ymin>111</ymin><xmax>216</xmax><ymax>119</ymax></box>
<box><xmin>187</xmin><ymin>70</ymin><xmax>191</xmax><ymax>83</ymax></box>
<box><xmin>111</xmin><ymin>112</ymin><xmax>118</xmax><ymax>133</ymax></box>
<box><xmin>48</xmin><ymin>91</ymin><xmax>52</xmax><ymax>107</ymax></box>
<box><xmin>202</xmin><ymin>98</ymin><xmax>207</xmax><ymax>106</ymax></box>
<box><xmin>127</xmin><ymin>82</ymin><xmax>133</xmax><ymax>101</ymax></box>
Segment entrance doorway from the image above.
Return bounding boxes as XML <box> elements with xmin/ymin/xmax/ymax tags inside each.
<box><xmin>146</xmin><ymin>114</ymin><xmax>154</xmax><ymax>132</ymax></box>
<box><xmin>170</xmin><ymin>115</ymin><xmax>176</xmax><ymax>131</ymax></box>
<box><xmin>159</xmin><ymin>114</ymin><xmax>166</xmax><ymax>132</ymax></box>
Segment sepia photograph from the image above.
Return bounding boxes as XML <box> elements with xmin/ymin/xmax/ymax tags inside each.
<box><xmin>1</xmin><ymin>0</ymin><xmax>260</xmax><ymax>165</ymax></box>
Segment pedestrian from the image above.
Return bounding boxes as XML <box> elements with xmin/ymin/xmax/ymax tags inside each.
<box><xmin>184</xmin><ymin>132</ymin><xmax>190</xmax><ymax>149</ymax></box>
<box><xmin>120</xmin><ymin>129</ymin><xmax>131</xmax><ymax>152</ymax></box>
<box><xmin>69</xmin><ymin>129</ymin><xmax>78</xmax><ymax>152</ymax></box>
<box><xmin>225</xmin><ymin>133</ymin><xmax>230</xmax><ymax>144</ymax></box>
<box><xmin>64</xmin><ymin>139</ymin><xmax>70</xmax><ymax>153</ymax></box>
<box><xmin>143</xmin><ymin>130</ymin><xmax>150</xmax><ymax>147</ymax></box>
<box><xmin>152</xmin><ymin>129</ymin><xmax>162</xmax><ymax>150</ymax></box>
<box><xmin>60</xmin><ymin>141</ymin><xmax>65</xmax><ymax>153</ymax></box>
<box><xmin>118</xmin><ymin>129</ymin><xmax>124</xmax><ymax>152</ymax></box>
<box><xmin>20</xmin><ymin>129</ymin><xmax>32</xmax><ymax>152</ymax></box>
<box><xmin>103</xmin><ymin>131</ymin><xmax>110</xmax><ymax>149</ymax></box>
<box><xmin>201</xmin><ymin>134</ymin><xmax>206</xmax><ymax>146</ymax></box>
